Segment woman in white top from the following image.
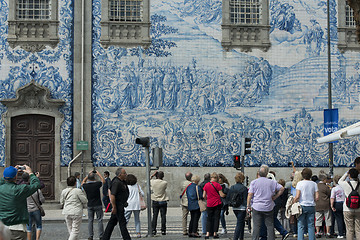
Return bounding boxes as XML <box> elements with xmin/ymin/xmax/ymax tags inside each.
<box><xmin>330</xmin><ymin>175</ymin><xmax>345</xmax><ymax>238</ymax></box>
<box><xmin>124</xmin><ymin>174</ymin><xmax>144</xmax><ymax>238</ymax></box>
<box><xmin>338</xmin><ymin>168</ymin><xmax>360</xmax><ymax>240</ymax></box>
<box><xmin>60</xmin><ymin>176</ymin><xmax>88</xmax><ymax>240</ymax></box>
<box><xmin>293</xmin><ymin>168</ymin><xmax>319</xmax><ymax>240</ymax></box>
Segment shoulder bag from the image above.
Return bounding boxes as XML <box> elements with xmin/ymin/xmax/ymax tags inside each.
<box><xmin>138</xmin><ymin>184</ymin><xmax>147</xmax><ymax>211</ymax></box>
<box><xmin>31</xmin><ymin>190</ymin><xmax>45</xmax><ymax>217</ymax></box>
<box><xmin>196</xmin><ymin>185</ymin><xmax>207</xmax><ymax>212</ymax></box>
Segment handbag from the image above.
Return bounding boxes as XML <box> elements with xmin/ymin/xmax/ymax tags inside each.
<box><xmin>196</xmin><ymin>185</ymin><xmax>207</xmax><ymax>212</ymax></box>
<box><xmin>138</xmin><ymin>184</ymin><xmax>147</xmax><ymax>211</ymax></box>
<box><xmin>31</xmin><ymin>190</ymin><xmax>45</xmax><ymax>217</ymax></box>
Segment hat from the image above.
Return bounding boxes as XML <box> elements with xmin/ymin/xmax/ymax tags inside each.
<box><xmin>3</xmin><ymin>166</ymin><xmax>18</xmax><ymax>179</ymax></box>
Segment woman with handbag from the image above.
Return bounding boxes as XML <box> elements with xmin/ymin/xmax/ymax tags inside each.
<box><xmin>293</xmin><ymin>168</ymin><xmax>319</xmax><ymax>240</ymax></box>
<box><xmin>124</xmin><ymin>174</ymin><xmax>144</xmax><ymax>238</ymax></box>
<box><xmin>21</xmin><ymin>172</ymin><xmax>45</xmax><ymax>240</ymax></box>
<box><xmin>186</xmin><ymin>175</ymin><xmax>203</xmax><ymax>238</ymax></box>
<box><xmin>203</xmin><ymin>172</ymin><xmax>226</xmax><ymax>239</ymax></box>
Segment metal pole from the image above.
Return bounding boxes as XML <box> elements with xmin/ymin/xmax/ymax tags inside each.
<box><xmin>145</xmin><ymin>146</ymin><xmax>153</xmax><ymax>236</ymax></box>
<box><xmin>327</xmin><ymin>0</ymin><xmax>334</xmax><ymax>176</ymax></box>
<box><xmin>241</xmin><ymin>155</ymin><xmax>245</xmax><ymax>173</ymax></box>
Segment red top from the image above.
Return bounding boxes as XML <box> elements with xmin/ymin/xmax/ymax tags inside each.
<box><xmin>203</xmin><ymin>181</ymin><xmax>222</xmax><ymax>207</ymax></box>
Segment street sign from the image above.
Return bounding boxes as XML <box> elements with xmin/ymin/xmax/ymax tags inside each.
<box><xmin>76</xmin><ymin>141</ymin><xmax>89</xmax><ymax>150</ymax></box>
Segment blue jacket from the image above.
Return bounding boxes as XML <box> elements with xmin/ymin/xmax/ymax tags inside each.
<box><xmin>186</xmin><ymin>183</ymin><xmax>203</xmax><ymax>211</ymax></box>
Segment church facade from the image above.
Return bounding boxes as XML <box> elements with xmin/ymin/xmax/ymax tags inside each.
<box><xmin>0</xmin><ymin>0</ymin><xmax>359</xmax><ymax>201</ymax></box>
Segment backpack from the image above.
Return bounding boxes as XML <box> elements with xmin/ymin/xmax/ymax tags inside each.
<box><xmin>228</xmin><ymin>191</ymin><xmax>243</xmax><ymax>208</ymax></box>
<box><xmin>346</xmin><ymin>181</ymin><xmax>360</xmax><ymax>209</ymax></box>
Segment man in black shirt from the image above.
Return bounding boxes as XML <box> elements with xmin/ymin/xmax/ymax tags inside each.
<box><xmin>103</xmin><ymin>167</ymin><xmax>131</xmax><ymax>240</ymax></box>
<box><xmin>82</xmin><ymin>170</ymin><xmax>105</xmax><ymax>240</ymax></box>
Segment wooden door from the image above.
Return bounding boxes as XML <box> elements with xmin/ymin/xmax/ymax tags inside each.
<box><xmin>11</xmin><ymin>115</ymin><xmax>55</xmax><ymax>200</ymax></box>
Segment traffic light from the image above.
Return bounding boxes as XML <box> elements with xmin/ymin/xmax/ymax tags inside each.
<box><xmin>153</xmin><ymin>147</ymin><xmax>163</xmax><ymax>167</ymax></box>
<box><xmin>241</xmin><ymin>137</ymin><xmax>251</xmax><ymax>156</ymax></box>
<box><xmin>234</xmin><ymin>155</ymin><xmax>240</xmax><ymax>169</ymax></box>
<box><xmin>136</xmin><ymin>137</ymin><xmax>150</xmax><ymax>147</ymax></box>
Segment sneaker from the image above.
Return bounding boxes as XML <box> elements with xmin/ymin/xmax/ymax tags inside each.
<box><xmin>221</xmin><ymin>228</ymin><xmax>227</xmax><ymax>234</ymax></box>
<box><xmin>161</xmin><ymin>231</ymin><xmax>166</xmax><ymax>235</ymax></box>
<box><xmin>326</xmin><ymin>233</ymin><xmax>334</xmax><ymax>238</ymax></box>
<box><xmin>282</xmin><ymin>233</ymin><xmax>290</xmax><ymax>240</ymax></box>
<box><xmin>316</xmin><ymin>233</ymin><xmax>322</xmax><ymax>238</ymax></box>
<box><xmin>293</xmin><ymin>234</ymin><xmax>297</xmax><ymax>238</ymax></box>
<box><xmin>304</xmin><ymin>233</ymin><xmax>309</xmax><ymax>237</ymax></box>
<box><xmin>337</xmin><ymin>236</ymin><xmax>344</xmax><ymax>239</ymax></box>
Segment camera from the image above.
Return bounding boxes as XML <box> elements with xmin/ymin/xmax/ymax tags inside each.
<box><xmin>92</xmin><ymin>170</ymin><xmax>97</xmax><ymax>174</ymax></box>
<box><xmin>18</xmin><ymin>166</ymin><xmax>26</xmax><ymax>171</ymax></box>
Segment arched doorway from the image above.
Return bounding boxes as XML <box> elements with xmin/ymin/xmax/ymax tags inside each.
<box><xmin>11</xmin><ymin>114</ymin><xmax>55</xmax><ymax>199</ymax></box>
<box><xmin>1</xmin><ymin>80</ymin><xmax>64</xmax><ymax>201</ymax></box>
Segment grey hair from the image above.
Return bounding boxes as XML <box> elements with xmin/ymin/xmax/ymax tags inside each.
<box><xmin>259</xmin><ymin>165</ymin><xmax>269</xmax><ymax>177</ymax></box>
<box><xmin>115</xmin><ymin>167</ymin><xmax>123</xmax><ymax>177</ymax></box>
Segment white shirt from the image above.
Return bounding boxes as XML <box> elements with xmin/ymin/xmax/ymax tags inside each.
<box><xmin>125</xmin><ymin>184</ymin><xmax>144</xmax><ymax>211</ymax></box>
<box><xmin>338</xmin><ymin>172</ymin><xmax>360</xmax><ymax>212</ymax></box>
<box><xmin>330</xmin><ymin>185</ymin><xmax>345</xmax><ymax>202</ymax></box>
<box><xmin>296</xmin><ymin>180</ymin><xmax>318</xmax><ymax>206</ymax></box>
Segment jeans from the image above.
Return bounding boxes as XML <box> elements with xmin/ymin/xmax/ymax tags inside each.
<box><xmin>220</xmin><ymin>209</ymin><xmax>227</xmax><ymax>230</ymax></box>
<box><xmin>152</xmin><ymin>201</ymin><xmax>167</xmax><ymax>233</ymax></box>
<box><xmin>27</xmin><ymin>210</ymin><xmax>42</xmax><ymax>231</ymax></box>
<box><xmin>233</xmin><ymin>210</ymin><xmax>246</xmax><ymax>240</ymax></box>
<box><xmin>65</xmin><ymin>215</ymin><xmax>83</xmax><ymax>240</ymax></box>
<box><xmin>297</xmin><ymin>206</ymin><xmax>315</xmax><ymax>240</ymax></box>
<box><xmin>201</xmin><ymin>210</ymin><xmax>208</xmax><ymax>234</ymax></box>
<box><xmin>259</xmin><ymin>205</ymin><xmax>288</xmax><ymax>239</ymax></box>
<box><xmin>206</xmin><ymin>204</ymin><xmax>222</xmax><ymax>236</ymax></box>
<box><xmin>189</xmin><ymin>209</ymin><xmax>201</xmax><ymax>234</ymax></box>
<box><xmin>87</xmin><ymin>205</ymin><xmax>104</xmax><ymax>238</ymax></box>
<box><xmin>102</xmin><ymin>195</ymin><xmax>111</xmax><ymax>211</ymax></box>
<box><xmin>103</xmin><ymin>204</ymin><xmax>131</xmax><ymax>240</ymax></box>
<box><xmin>332</xmin><ymin>202</ymin><xmax>345</xmax><ymax>236</ymax></box>
<box><xmin>125</xmin><ymin>210</ymin><xmax>141</xmax><ymax>233</ymax></box>
<box><xmin>252</xmin><ymin>209</ymin><xmax>275</xmax><ymax>240</ymax></box>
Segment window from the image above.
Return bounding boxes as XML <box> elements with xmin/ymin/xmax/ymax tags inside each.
<box><xmin>7</xmin><ymin>0</ymin><xmax>59</xmax><ymax>52</ymax></box>
<box><xmin>109</xmin><ymin>0</ymin><xmax>142</xmax><ymax>22</ymax></box>
<box><xmin>338</xmin><ymin>2</ymin><xmax>360</xmax><ymax>52</ymax></box>
<box><xmin>17</xmin><ymin>0</ymin><xmax>51</xmax><ymax>20</ymax></box>
<box><xmin>100</xmin><ymin>0</ymin><xmax>151</xmax><ymax>48</ymax></box>
<box><xmin>222</xmin><ymin>0</ymin><xmax>270</xmax><ymax>52</ymax></box>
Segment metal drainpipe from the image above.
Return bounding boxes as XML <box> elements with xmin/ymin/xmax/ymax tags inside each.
<box><xmin>68</xmin><ymin>0</ymin><xmax>85</xmax><ymax>177</ymax></box>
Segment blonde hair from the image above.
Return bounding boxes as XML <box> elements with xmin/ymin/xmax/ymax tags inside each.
<box><xmin>211</xmin><ymin>172</ymin><xmax>218</xmax><ymax>182</ymax></box>
<box><xmin>235</xmin><ymin>172</ymin><xmax>245</xmax><ymax>183</ymax></box>
<box><xmin>292</xmin><ymin>171</ymin><xmax>303</xmax><ymax>188</ymax></box>
<box><xmin>191</xmin><ymin>175</ymin><xmax>200</xmax><ymax>184</ymax></box>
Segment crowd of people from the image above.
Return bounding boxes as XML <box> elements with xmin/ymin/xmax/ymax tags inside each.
<box><xmin>1</xmin><ymin>158</ymin><xmax>360</xmax><ymax>240</ymax></box>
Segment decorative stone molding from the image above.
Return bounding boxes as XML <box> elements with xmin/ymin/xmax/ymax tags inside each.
<box><xmin>7</xmin><ymin>1</ymin><xmax>59</xmax><ymax>52</ymax></box>
<box><xmin>1</xmin><ymin>80</ymin><xmax>65</xmax><ymax>111</ymax></box>
<box><xmin>100</xmin><ymin>0</ymin><xmax>151</xmax><ymax>48</ymax></box>
<box><xmin>221</xmin><ymin>24</ymin><xmax>271</xmax><ymax>52</ymax></box>
<box><xmin>0</xmin><ymin>80</ymin><xmax>64</xmax><ymax>201</ymax></box>
<box><xmin>221</xmin><ymin>0</ymin><xmax>271</xmax><ymax>52</ymax></box>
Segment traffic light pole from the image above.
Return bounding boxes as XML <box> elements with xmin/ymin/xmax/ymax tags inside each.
<box><xmin>144</xmin><ymin>146</ymin><xmax>153</xmax><ymax>237</ymax></box>
<box><xmin>240</xmin><ymin>155</ymin><xmax>245</xmax><ymax>173</ymax></box>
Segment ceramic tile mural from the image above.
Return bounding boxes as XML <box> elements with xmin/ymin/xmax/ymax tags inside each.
<box><xmin>91</xmin><ymin>0</ymin><xmax>360</xmax><ymax>167</ymax></box>
<box><xmin>0</xmin><ymin>0</ymin><xmax>73</xmax><ymax>166</ymax></box>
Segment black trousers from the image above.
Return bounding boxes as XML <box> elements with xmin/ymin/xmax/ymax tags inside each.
<box><xmin>206</xmin><ymin>204</ymin><xmax>222</xmax><ymax>235</ymax></box>
<box><xmin>103</xmin><ymin>204</ymin><xmax>131</xmax><ymax>240</ymax></box>
<box><xmin>189</xmin><ymin>209</ymin><xmax>201</xmax><ymax>234</ymax></box>
<box><xmin>152</xmin><ymin>201</ymin><xmax>167</xmax><ymax>233</ymax></box>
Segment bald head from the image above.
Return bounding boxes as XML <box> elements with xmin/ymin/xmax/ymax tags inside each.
<box><xmin>185</xmin><ymin>171</ymin><xmax>193</xmax><ymax>181</ymax></box>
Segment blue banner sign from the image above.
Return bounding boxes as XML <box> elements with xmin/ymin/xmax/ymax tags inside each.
<box><xmin>324</xmin><ymin>109</ymin><xmax>338</xmax><ymax>143</ymax></box>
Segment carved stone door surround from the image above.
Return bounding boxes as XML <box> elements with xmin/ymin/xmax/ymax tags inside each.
<box><xmin>1</xmin><ymin>80</ymin><xmax>65</xmax><ymax>201</ymax></box>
